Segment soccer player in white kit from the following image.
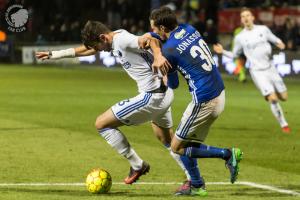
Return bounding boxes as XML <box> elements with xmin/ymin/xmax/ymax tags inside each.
<box><xmin>36</xmin><ymin>21</ymin><xmax>191</xmax><ymax>184</ymax></box>
<box><xmin>213</xmin><ymin>8</ymin><xmax>291</xmax><ymax>133</ymax></box>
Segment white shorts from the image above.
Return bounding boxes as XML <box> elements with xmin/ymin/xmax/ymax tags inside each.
<box><xmin>175</xmin><ymin>90</ymin><xmax>225</xmax><ymax>143</ymax></box>
<box><xmin>250</xmin><ymin>66</ymin><xmax>287</xmax><ymax>97</ymax></box>
<box><xmin>111</xmin><ymin>88</ymin><xmax>174</xmax><ymax>128</ymax></box>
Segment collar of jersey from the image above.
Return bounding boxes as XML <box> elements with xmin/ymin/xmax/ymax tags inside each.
<box><xmin>111</xmin><ymin>29</ymin><xmax>124</xmax><ymax>51</ymax></box>
<box><xmin>169</xmin><ymin>25</ymin><xmax>182</xmax><ymax>39</ymax></box>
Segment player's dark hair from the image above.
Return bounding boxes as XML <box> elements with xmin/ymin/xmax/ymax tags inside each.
<box><xmin>81</xmin><ymin>20</ymin><xmax>111</xmax><ymax>49</ymax></box>
<box><xmin>150</xmin><ymin>6</ymin><xmax>177</xmax><ymax>32</ymax></box>
<box><xmin>240</xmin><ymin>7</ymin><xmax>253</xmax><ymax>15</ymax></box>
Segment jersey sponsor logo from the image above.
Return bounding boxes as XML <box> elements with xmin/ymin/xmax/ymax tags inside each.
<box><xmin>176</xmin><ymin>31</ymin><xmax>201</xmax><ymax>54</ymax></box>
<box><xmin>123</xmin><ymin>61</ymin><xmax>131</xmax><ymax>69</ymax></box>
<box><xmin>174</xmin><ymin>29</ymin><xmax>186</xmax><ymax>39</ymax></box>
<box><xmin>112</xmin><ymin>50</ymin><xmax>131</xmax><ymax>69</ymax></box>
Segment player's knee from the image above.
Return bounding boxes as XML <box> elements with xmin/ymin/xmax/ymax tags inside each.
<box><xmin>171</xmin><ymin>147</ymin><xmax>181</xmax><ymax>155</ymax></box>
<box><xmin>266</xmin><ymin>94</ymin><xmax>278</xmax><ymax>102</ymax></box>
<box><xmin>95</xmin><ymin>115</ymin><xmax>106</xmax><ymax>130</ymax></box>
<box><xmin>279</xmin><ymin>93</ymin><xmax>288</xmax><ymax>101</ymax></box>
<box><xmin>171</xmin><ymin>142</ymin><xmax>183</xmax><ymax>155</ymax></box>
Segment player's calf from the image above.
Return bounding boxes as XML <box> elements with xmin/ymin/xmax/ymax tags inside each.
<box><xmin>98</xmin><ymin>126</ymin><xmax>145</xmax><ymax>181</ymax></box>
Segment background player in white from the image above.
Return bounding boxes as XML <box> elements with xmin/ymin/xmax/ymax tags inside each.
<box><xmin>36</xmin><ymin>21</ymin><xmax>191</xmax><ymax>184</ymax></box>
<box><xmin>213</xmin><ymin>8</ymin><xmax>290</xmax><ymax>133</ymax></box>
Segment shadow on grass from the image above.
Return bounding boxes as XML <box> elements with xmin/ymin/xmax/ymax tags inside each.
<box><xmin>213</xmin><ymin>126</ymin><xmax>267</xmax><ymax>132</ymax></box>
<box><xmin>0</xmin><ymin>127</ymin><xmax>44</xmax><ymax>131</ymax></box>
<box><xmin>286</xmin><ymin>184</ymin><xmax>300</xmax><ymax>192</ymax></box>
<box><xmin>0</xmin><ymin>187</ymin><xmax>171</xmax><ymax>198</ymax></box>
<box><xmin>0</xmin><ymin>186</ymin><xmax>298</xmax><ymax>198</ymax></box>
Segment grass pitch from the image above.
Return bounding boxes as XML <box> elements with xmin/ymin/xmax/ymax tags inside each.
<box><xmin>0</xmin><ymin>64</ymin><xmax>299</xmax><ymax>199</ymax></box>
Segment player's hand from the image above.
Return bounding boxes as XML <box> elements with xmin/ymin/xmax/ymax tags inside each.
<box><xmin>213</xmin><ymin>43</ymin><xmax>224</xmax><ymax>54</ymax></box>
<box><xmin>162</xmin><ymin>75</ymin><xmax>168</xmax><ymax>86</ymax></box>
<box><xmin>277</xmin><ymin>42</ymin><xmax>285</xmax><ymax>50</ymax></box>
<box><xmin>152</xmin><ymin>54</ymin><xmax>172</xmax><ymax>75</ymax></box>
<box><xmin>35</xmin><ymin>51</ymin><xmax>50</xmax><ymax>60</ymax></box>
<box><xmin>138</xmin><ymin>35</ymin><xmax>151</xmax><ymax>49</ymax></box>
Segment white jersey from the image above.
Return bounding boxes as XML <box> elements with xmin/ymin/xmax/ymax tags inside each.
<box><xmin>111</xmin><ymin>30</ymin><xmax>161</xmax><ymax>93</ymax></box>
<box><xmin>231</xmin><ymin>25</ymin><xmax>281</xmax><ymax>71</ymax></box>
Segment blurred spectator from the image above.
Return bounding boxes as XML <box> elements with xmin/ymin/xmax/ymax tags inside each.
<box><xmin>107</xmin><ymin>0</ymin><xmax>121</xmax><ymax>30</ymax></box>
<box><xmin>218</xmin><ymin>0</ymin><xmax>298</xmax><ymax>8</ymax></box>
<box><xmin>35</xmin><ymin>34</ymin><xmax>47</xmax><ymax>45</ymax></box>
<box><xmin>0</xmin><ymin>30</ymin><xmax>7</xmax><ymax>42</ymax></box>
<box><xmin>191</xmin><ymin>14</ymin><xmax>205</xmax><ymax>36</ymax></box>
<box><xmin>283</xmin><ymin>18</ymin><xmax>298</xmax><ymax>51</ymax></box>
<box><xmin>136</xmin><ymin>20</ymin><xmax>146</xmax><ymax>35</ymax></box>
<box><xmin>70</xmin><ymin>21</ymin><xmax>80</xmax><ymax>41</ymax></box>
<box><xmin>202</xmin><ymin>19</ymin><xmax>218</xmax><ymax>45</ymax></box>
<box><xmin>0</xmin><ymin>0</ymin><xmax>7</xmax><ymax>10</ymax></box>
<box><xmin>3</xmin><ymin>0</ymin><xmax>298</xmax><ymax>50</ymax></box>
<box><xmin>271</xmin><ymin>21</ymin><xmax>285</xmax><ymax>42</ymax></box>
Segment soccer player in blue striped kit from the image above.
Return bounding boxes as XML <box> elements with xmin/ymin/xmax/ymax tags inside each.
<box><xmin>149</xmin><ymin>7</ymin><xmax>243</xmax><ymax>196</ymax></box>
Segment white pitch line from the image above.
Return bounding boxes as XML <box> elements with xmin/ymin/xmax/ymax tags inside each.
<box><xmin>0</xmin><ymin>181</ymin><xmax>298</xmax><ymax>196</ymax></box>
<box><xmin>238</xmin><ymin>181</ymin><xmax>300</xmax><ymax>197</ymax></box>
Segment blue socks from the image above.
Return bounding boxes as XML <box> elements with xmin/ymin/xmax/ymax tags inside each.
<box><xmin>184</xmin><ymin>144</ymin><xmax>231</xmax><ymax>160</ymax></box>
<box><xmin>178</xmin><ymin>144</ymin><xmax>231</xmax><ymax>188</ymax></box>
<box><xmin>180</xmin><ymin>156</ymin><xmax>204</xmax><ymax>188</ymax></box>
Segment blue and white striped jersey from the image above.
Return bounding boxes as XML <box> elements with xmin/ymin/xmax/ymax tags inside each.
<box><xmin>112</xmin><ymin>30</ymin><xmax>162</xmax><ymax>93</ymax></box>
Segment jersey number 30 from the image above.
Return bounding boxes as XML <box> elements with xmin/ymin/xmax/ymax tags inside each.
<box><xmin>190</xmin><ymin>40</ymin><xmax>215</xmax><ymax>71</ymax></box>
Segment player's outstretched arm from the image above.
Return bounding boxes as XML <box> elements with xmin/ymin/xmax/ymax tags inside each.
<box><xmin>213</xmin><ymin>43</ymin><xmax>236</xmax><ymax>59</ymax></box>
<box><xmin>213</xmin><ymin>43</ymin><xmax>224</xmax><ymax>54</ymax></box>
<box><xmin>265</xmin><ymin>26</ymin><xmax>285</xmax><ymax>50</ymax></box>
<box><xmin>35</xmin><ymin>45</ymin><xmax>96</xmax><ymax>60</ymax></box>
<box><xmin>74</xmin><ymin>45</ymin><xmax>97</xmax><ymax>57</ymax></box>
<box><xmin>149</xmin><ymin>37</ymin><xmax>172</xmax><ymax>75</ymax></box>
<box><xmin>276</xmin><ymin>41</ymin><xmax>285</xmax><ymax>50</ymax></box>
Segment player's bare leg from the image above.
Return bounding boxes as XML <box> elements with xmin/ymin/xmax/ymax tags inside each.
<box><xmin>170</xmin><ymin>136</ymin><xmax>185</xmax><ymax>155</ymax></box>
<box><xmin>151</xmin><ymin>122</ymin><xmax>172</xmax><ymax>145</ymax></box>
<box><xmin>95</xmin><ymin>108</ymin><xmax>148</xmax><ymax>184</ymax></box>
<box><xmin>277</xmin><ymin>91</ymin><xmax>288</xmax><ymax>101</ymax></box>
<box><xmin>95</xmin><ymin>108</ymin><xmax>124</xmax><ymax>129</ymax></box>
<box><xmin>266</xmin><ymin>93</ymin><xmax>290</xmax><ymax>133</ymax></box>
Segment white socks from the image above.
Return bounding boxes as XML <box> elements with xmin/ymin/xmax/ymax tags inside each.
<box><xmin>124</xmin><ymin>148</ymin><xmax>143</xmax><ymax>170</ymax></box>
<box><xmin>99</xmin><ymin>128</ymin><xmax>193</xmax><ymax>178</ymax></box>
<box><xmin>270</xmin><ymin>101</ymin><xmax>288</xmax><ymax>128</ymax></box>
<box><xmin>168</xmin><ymin>147</ymin><xmax>191</xmax><ymax>180</ymax></box>
<box><xmin>99</xmin><ymin>128</ymin><xmax>143</xmax><ymax>170</ymax></box>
